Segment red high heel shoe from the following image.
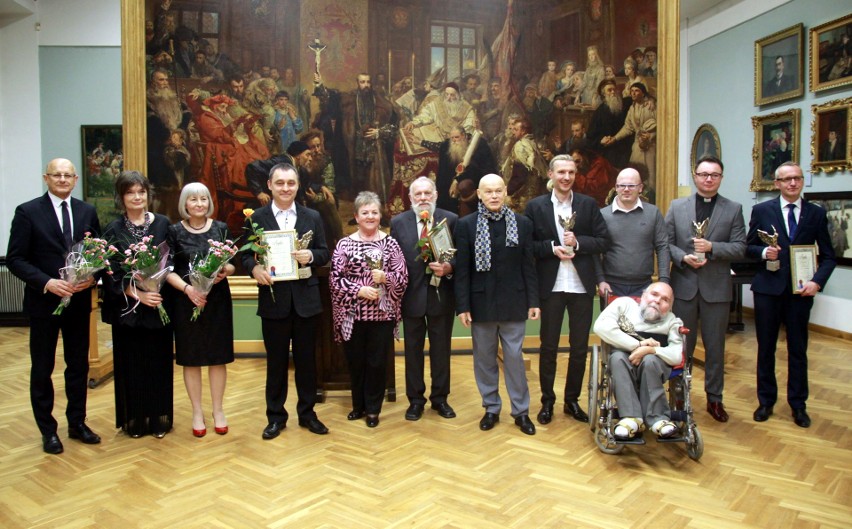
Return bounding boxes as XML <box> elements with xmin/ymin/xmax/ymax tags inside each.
<box><xmin>213</xmin><ymin>414</ymin><xmax>228</xmax><ymax>435</ymax></box>
<box><xmin>192</xmin><ymin>426</ymin><xmax>207</xmax><ymax>438</ymax></box>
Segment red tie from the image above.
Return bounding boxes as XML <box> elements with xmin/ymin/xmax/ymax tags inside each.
<box><xmin>420</xmin><ymin>220</ymin><xmax>428</xmax><ymax>239</ymax></box>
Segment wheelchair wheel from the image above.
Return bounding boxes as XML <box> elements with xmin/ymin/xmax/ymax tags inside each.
<box><xmin>588</xmin><ymin>345</ymin><xmax>600</xmax><ymax>433</ymax></box>
<box><xmin>686</xmin><ymin>425</ymin><xmax>704</xmax><ymax>461</ymax></box>
<box><xmin>594</xmin><ymin>424</ymin><xmax>625</xmax><ymax>455</ymax></box>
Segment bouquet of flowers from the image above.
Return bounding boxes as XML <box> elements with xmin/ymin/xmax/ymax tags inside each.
<box><xmin>415</xmin><ymin>210</ymin><xmax>434</xmax><ymax>267</ymax></box>
<box><xmin>240</xmin><ymin>208</ymin><xmax>275</xmax><ymax>302</ymax></box>
<box><xmin>121</xmin><ymin>235</ymin><xmax>173</xmax><ymax>325</ymax></box>
<box><xmin>187</xmin><ymin>238</ymin><xmax>239</xmax><ymax>321</ymax></box>
<box><xmin>53</xmin><ymin>233</ymin><xmax>118</xmax><ymax>315</ymax></box>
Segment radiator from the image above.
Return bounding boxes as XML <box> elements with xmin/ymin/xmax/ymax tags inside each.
<box><xmin>0</xmin><ymin>257</ymin><xmax>27</xmax><ymax>324</ymax></box>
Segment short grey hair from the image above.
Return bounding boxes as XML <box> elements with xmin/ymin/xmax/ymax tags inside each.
<box><xmin>353</xmin><ymin>191</ymin><xmax>382</xmax><ymax>214</ymax></box>
<box><xmin>409</xmin><ymin>176</ymin><xmax>436</xmax><ymax>194</ymax></box>
<box><xmin>178</xmin><ymin>182</ymin><xmax>215</xmax><ymax>219</ymax></box>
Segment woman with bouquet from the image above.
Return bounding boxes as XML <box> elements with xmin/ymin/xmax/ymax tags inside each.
<box><xmin>102</xmin><ymin>171</ymin><xmax>174</xmax><ymax>438</ymax></box>
<box><xmin>166</xmin><ymin>183</ymin><xmax>235</xmax><ymax>437</ymax></box>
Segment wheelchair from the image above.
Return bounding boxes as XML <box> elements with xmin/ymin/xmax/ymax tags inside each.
<box><xmin>588</xmin><ymin>295</ymin><xmax>704</xmax><ymax>460</ymax></box>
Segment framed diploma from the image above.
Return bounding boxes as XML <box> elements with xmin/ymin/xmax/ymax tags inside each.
<box><xmin>263</xmin><ymin>229</ymin><xmax>299</xmax><ymax>281</ymax></box>
<box><xmin>790</xmin><ymin>244</ymin><xmax>817</xmax><ymax>293</ymax></box>
<box><xmin>428</xmin><ymin>218</ymin><xmax>456</xmax><ymax>262</ymax></box>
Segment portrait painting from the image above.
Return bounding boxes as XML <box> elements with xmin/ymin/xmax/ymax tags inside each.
<box><xmin>691</xmin><ymin>123</ymin><xmax>721</xmax><ymax>171</ymax></box>
<box><xmin>810</xmin><ymin>13</ymin><xmax>852</xmax><ymax>93</ymax></box>
<box><xmin>750</xmin><ymin>108</ymin><xmax>800</xmax><ymax>192</ymax></box>
<box><xmin>803</xmin><ymin>192</ymin><xmax>852</xmax><ymax>267</ymax></box>
<box><xmin>811</xmin><ymin>96</ymin><xmax>851</xmax><ymax>173</ymax></box>
<box><xmin>81</xmin><ymin>124</ymin><xmax>123</xmax><ymax>229</ymax></box>
<box><xmin>755</xmin><ymin>24</ymin><xmax>804</xmax><ymax>105</ymax></box>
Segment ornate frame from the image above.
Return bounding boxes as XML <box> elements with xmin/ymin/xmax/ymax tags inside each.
<box><xmin>751</xmin><ymin>108</ymin><xmax>800</xmax><ymax>192</ymax></box>
<box><xmin>690</xmin><ymin>123</ymin><xmax>721</xmax><ymax>171</ymax></box>
<box><xmin>755</xmin><ymin>23</ymin><xmax>804</xmax><ymax>105</ymax></box>
<box><xmin>802</xmin><ymin>191</ymin><xmax>852</xmax><ymax>267</ymax></box>
<box><xmin>809</xmin><ymin>13</ymin><xmax>852</xmax><ymax>93</ymax></box>
<box><xmin>120</xmin><ymin>1</ymin><xmax>681</xmax><ymax>297</ymax></box>
<box><xmin>810</xmin><ymin>96</ymin><xmax>851</xmax><ymax>174</ymax></box>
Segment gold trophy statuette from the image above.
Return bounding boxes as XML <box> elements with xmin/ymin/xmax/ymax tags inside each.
<box><xmin>558</xmin><ymin>212</ymin><xmax>577</xmax><ymax>257</ymax></box>
<box><xmin>297</xmin><ymin>230</ymin><xmax>314</xmax><ymax>279</ymax></box>
<box><xmin>364</xmin><ymin>251</ymin><xmax>385</xmax><ymax>302</ymax></box>
<box><xmin>757</xmin><ymin>226</ymin><xmax>780</xmax><ymax>272</ymax></box>
<box><xmin>691</xmin><ymin>218</ymin><xmax>709</xmax><ymax>263</ymax></box>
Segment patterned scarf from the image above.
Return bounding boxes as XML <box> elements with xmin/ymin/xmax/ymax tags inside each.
<box><xmin>475</xmin><ymin>201</ymin><xmax>518</xmax><ymax>272</ymax></box>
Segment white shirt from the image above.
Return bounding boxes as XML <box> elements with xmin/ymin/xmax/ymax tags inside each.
<box><xmin>272</xmin><ymin>201</ymin><xmax>297</xmax><ymax>231</ymax></box>
<box><xmin>612</xmin><ymin>198</ymin><xmax>644</xmax><ymax>214</ymax></box>
<box><xmin>550</xmin><ymin>191</ymin><xmax>585</xmax><ymax>294</ymax></box>
<box><xmin>48</xmin><ymin>192</ymin><xmax>73</xmax><ymax>235</ymax></box>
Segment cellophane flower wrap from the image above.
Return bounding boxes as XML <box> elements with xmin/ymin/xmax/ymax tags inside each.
<box><xmin>121</xmin><ymin>236</ymin><xmax>173</xmax><ymax>325</ymax></box>
<box><xmin>187</xmin><ymin>238</ymin><xmax>238</xmax><ymax>321</ymax></box>
<box><xmin>53</xmin><ymin>233</ymin><xmax>118</xmax><ymax>315</ymax></box>
<box><xmin>240</xmin><ymin>208</ymin><xmax>275</xmax><ymax>302</ymax></box>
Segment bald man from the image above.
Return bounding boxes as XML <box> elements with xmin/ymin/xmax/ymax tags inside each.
<box><xmin>7</xmin><ymin>158</ymin><xmax>102</xmax><ymax>454</ymax></box>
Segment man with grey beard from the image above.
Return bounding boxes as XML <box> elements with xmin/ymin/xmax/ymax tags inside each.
<box><xmin>586</xmin><ymin>79</ymin><xmax>630</xmax><ymax>169</ymax></box>
<box><xmin>592</xmin><ymin>282</ymin><xmax>684</xmax><ymax>440</ymax></box>
<box><xmin>404</xmin><ymin>83</ymin><xmax>476</xmax><ymax>139</ymax></box>
<box><xmin>146</xmin><ymin>68</ymin><xmax>190</xmax><ymax>219</ymax></box>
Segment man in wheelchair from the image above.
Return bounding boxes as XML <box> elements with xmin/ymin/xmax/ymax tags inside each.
<box><xmin>592</xmin><ymin>282</ymin><xmax>683</xmax><ymax>440</ymax></box>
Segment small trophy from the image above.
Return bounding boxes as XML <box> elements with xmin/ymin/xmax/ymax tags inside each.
<box><xmin>757</xmin><ymin>226</ymin><xmax>780</xmax><ymax>272</ymax></box>
<box><xmin>297</xmin><ymin>230</ymin><xmax>314</xmax><ymax>279</ymax></box>
<box><xmin>691</xmin><ymin>219</ymin><xmax>710</xmax><ymax>263</ymax></box>
<box><xmin>617</xmin><ymin>313</ymin><xmax>644</xmax><ymax>341</ymax></box>
<box><xmin>431</xmin><ymin>248</ymin><xmax>458</xmax><ymax>289</ymax></box>
<box><xmin>558</xmin><ymin>212</ymin><xmax>577</xmax><ymax>257</ymax></box>
<box><xmin>364</xmin><ymin>251</ymin><xmax>385</xmax><ymax>302</ymax></box>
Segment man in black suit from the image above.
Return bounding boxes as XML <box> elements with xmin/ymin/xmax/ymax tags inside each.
<box><xmin>455</xmin><ymin>174</ymin><xmax>540</xmax><ymax>435</ymax></box>
<box><xmin>241</xmin><ymin>163</ymin><xmax>330</xmax><ymax>439</ymax></box>
<box><xmin>746</xmin><ymin>162</ymin><xmax>836</xmax><ymax>428</ymax></box>
<box><xmin>819</xmin><ymin>130</ymin><xmax>845</xmax><ymax>162</ymax></box>
<box><xmin>390</xmin><ymin>176</ymin><xmax>457</xmax><ymax>421</ymax></box>
<box><xmin>525</xmin><ymin>154</ymin><xmax>610</xmax><ymax>425</ymax></box>
<box><xmin>6</xmin><ymin>158</ymin><xmax>102</xmax><ymax>454</ymax></box>
<box><xmin>763</xmin><ymin>56</ymin><xmax>795</xmax><ymax>97</ymax></box>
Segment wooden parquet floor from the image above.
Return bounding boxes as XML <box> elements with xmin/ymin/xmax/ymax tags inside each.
<box><xmin>0</xmin><ymin>320</ymin><xmax>850</xmax><ymax>528</ymax></box>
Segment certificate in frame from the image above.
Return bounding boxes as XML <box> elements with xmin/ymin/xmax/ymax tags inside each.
<box><xmin>264</xmin><ymin>229</ymin><xmax>299</xmax><ymax>282</ymax></box>
<box><xmin>790</xmin><ymin>245</ymin><xmax>818</xmax><ymax>294</ymax></box>
<box><xmin>428</xmin><ymin>218</ymin><xmax>455</xmax><ymax>262</ymax></box>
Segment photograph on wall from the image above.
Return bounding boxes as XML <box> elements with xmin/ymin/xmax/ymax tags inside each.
<box><xmin>691</xmin><ymin>123</ymin><xmax>721</xmax><ymax>171</ymax></box>
<box><xmin>755</xmin><ymin>23</ymin><xmax>804</xmax><ymax>105</ymax></box>
<box><xmin>81</xmin><ymin>124</ymin><xmax>123</xmax><ymax>229</ymax></box>
<box><xmin>804</xmin><ymin>192</ymin><xmax>852</xmax><ymax>267</ymax></box>
<box><xmin>140</xmin><ymin>0</ymin><xmax>663</xmax><ymax>247</ymax></box>
<box><xmin>810</xmin><ymin>13</ymin><xmax>852</xmax><ymax>93</ymax></box>
<box><xmin>810</xmin><ymin>96</ymin><xmax>851</xmax><ymax>173</ymax></box>
<box><xmin>750</xmin><ymin>108</ymin><xmax>800</xmax><ymax>192</ymax></box>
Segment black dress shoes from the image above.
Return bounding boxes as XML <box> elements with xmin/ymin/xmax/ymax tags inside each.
<box><xmin>707</xmin><ymin>401</ymin><xmax>729</xmax><ymax>422</ymax></box>
<box><xmin>537</xmin><ymin>405</ymin><xmax>554</xmax><ymax>425</ymax></box>
<box><xmin>347</xmin><ymin>409</ymin><xmax>366</xmax><ymax>421</ymax></box>
<box><xmin>792</xmin><ymin>408</ymin><xmax>811</xmax><ymax>428</ymax></box>
<box><xmin>262</xmin><ymin>422</ymin><xmax>285</xmax><ymax>440</ymax></box>
<box><xmin>366</xmin><ymin>415</ymin><xmax>380</xmax><ymax>428</ymax></box>
<box><xmin>432</xmin><ymin>402</ymin><xmax>457</xmax><ymax>419</ymax></box>
<box><xmin>68</xmin><ymin>423</ymin><xmax>101</xmax><ymax>444</ymax></box>
<box><xmin>753</xmin><ymin>405</ymin><xmax>774</xmax><ymax>422</ymax></box>
<box><xmin>514</xmin><ymin>415</ymin><xmax>536</xmax><ymax>435</ymax></box>
<box><xmin>42</xmin><ymin>434</ymin><xmax>64</xmax><ymax>455</ymax></box>
<box><xmin>405</xmin><ymin>403</ymin><xmax>424</xmax><ymax>421</ymax></box>
<box><xmin>298</xmin><ymin>417</ymin><xmax>329</xmax><ymax>435</ymax></box>
<box><xmin>564</xmin><ymin>401</ymin><xmax>589</xmax><ymax>423</ymax></box>
<box><xmin>479</xmin><ymin>412</ymin><xmax>499</xmax><ymax>431</ymax></box>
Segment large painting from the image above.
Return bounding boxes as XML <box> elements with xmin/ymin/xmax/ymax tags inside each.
<box><xmin>81</xmin><ymin>124</ymin><xmax>123</xmax><ymax>229</ymax></box>
<box><xmin>804</xmin><ymin>192</ymin><xmax>852</xmax><ymax>267</ymax></box>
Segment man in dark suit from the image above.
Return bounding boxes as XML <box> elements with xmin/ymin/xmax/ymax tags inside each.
<box><xmin>819</xmin><ymin>130</ymin><xmax>845</xmax><ymax>162</ymax></box>
<box><xmin>455</xmin><ymin>174</ymin><xmax>540</xmax><ymax>435</ymax></box>
<box><xmin>763</xmin><ymin>56</ymin><xmax>795</xmax><ymax>97</ymax></box>
<box><xmin>666</xmin><ymin>155</ymin><xmax>746</xmax><ymax>422</ymax></box>
<box><xmin>241</xmin><ymin>163</ymin><xmax>330</xmax><ymax>439</ymax></box>
<box><xmin>6</xmin><ymin>158</ymin><xmax>102</xmax><ymax>454</ymax></box>
<box><xmin>746</xmin><ymin>162</ymin><xmax>836</xmax><ymax>428</ymax></box>
<box><xmin>390</xmin><ymin>176</ymin><xmax>457</xmax><ymax>421</ymax></box>
<box><xmin>525</xmin><ymin>154</ymin><xmax>610</xmax><ymax>425</ymax></box>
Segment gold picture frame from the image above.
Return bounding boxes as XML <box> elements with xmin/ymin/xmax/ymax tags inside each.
<box><xmin>755</xmin><ymin>23</ymin><xmax>804</xmax><ymax>105</ymax></box>
<box><xmin>810</xmin><ymin>96</ymin><xmax>851</xmax><ymax>174</ymax></box>
<box><xmin>809</xmin><ymin>13</ymin><xmax>852</xmax><ymax>93</ymax></box>
<box><xmin>691</xmin><ymin>123</ymin><xmax>721</xmax><ymax>171</ymax></box>
<box><xmin>750</xmin><ymin>108</ymin><xmax>800</xmax><ymax>192</ymax></box>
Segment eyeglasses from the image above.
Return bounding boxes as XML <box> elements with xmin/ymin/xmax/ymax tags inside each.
<box><xmin>694</xmin><ymin>172</ymin><xmax>723</xmax><ymax>180</ymax></box>
<box><xmin>47</xmin><ymin>173</ymin><xmax>77</xmax><ymax>180</ymax></box>
<box><xmin>615</xmin><ymin>184</ymin><xmax>641</xmax><ymax>190</ymax></box>
<box><xmin>775</xmin><ymin>176</ymin><xmax>803</xmax><ymax>183</ymax></box>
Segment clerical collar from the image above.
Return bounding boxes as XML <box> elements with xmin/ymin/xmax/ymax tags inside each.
<box><xmin>695</xmin><ymin>193</ymin><xmax>716</xmax><ymax>203</ymax></box>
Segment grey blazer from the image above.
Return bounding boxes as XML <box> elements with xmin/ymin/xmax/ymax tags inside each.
<box><xmin>665</xmin><ymin>194</ymin><xmax>746</xmax><ymax>303</ymax></box>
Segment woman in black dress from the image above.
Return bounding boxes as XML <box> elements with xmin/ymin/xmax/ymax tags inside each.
<box><xmin>102</xmin><ymin>171</ymin><xmax>173</xmax><ymax>438</ymax></box>
<box><xmin>166</xmin><ymin>183</ymin><xmax>235</xmax><ymax>437</ymax></box>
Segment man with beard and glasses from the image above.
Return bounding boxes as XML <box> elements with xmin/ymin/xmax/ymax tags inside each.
<box><xmin>602</xmin><ymin>83</ymin><xmax>657</xmax><ymax>190</ymax></box>
<box><xmin>420</xmin><ymin>126</ymin><xmax>497</xmax><ymax>217</ymax></box>
<box><xmin>592</xmin><ymin>282</ymin><xmax>684</xmax><ymax>440</ymax></box>
<box><xmin>390</xmin><ymin>177</ymin><xmax>458</xmax><ymax>422</ymax></box>
<box><xmin>501</xmin><ymin>117</ymin><xmax>548</xmax><ymax>213</ymax></box>
<box><xmin>587</xmin><ymin>79</ymin><xmax>630</xmax><ymax>170</ymax></box>
<box><xmin>146</xmin><ymin>68</ymin><xmax>191</xmax><ymax>220</ymax></box>
<box><xmin>404</xmin><ymin>83</ymin><xmax>476</xmax><ymax>139</ymax></box>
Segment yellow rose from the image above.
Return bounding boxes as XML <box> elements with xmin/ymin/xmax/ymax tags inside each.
<box><xmin>243</xmin><ymin>208</ymin><xmax>254</xmax><ymax>217</ymax></box>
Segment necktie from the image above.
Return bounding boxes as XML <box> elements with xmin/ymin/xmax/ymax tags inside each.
<box><xmin>420</xmin><ymin>219</ymin><xmax>428</xmax><ymax>239</ymax></box>
<box><xmin>787</xmin><ymin>203</ymin><xmax>797</xmax><ymax>240</ymax></box>
<box><xmin>61</xmin><ymin>201</ymin><xmax>72</xmax><ymax>248</ymax></box>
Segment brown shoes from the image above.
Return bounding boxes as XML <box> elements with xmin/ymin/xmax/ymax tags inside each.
<box><xmin>707</xmin><ymin>401</ymin><xmax>729</xmax><ymax>422</ymax></box>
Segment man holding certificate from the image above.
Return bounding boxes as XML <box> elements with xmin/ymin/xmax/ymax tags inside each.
<box><xmin>746</xmin><ymin>162</ymin><xmax>836</xmax><ymax>428</ymax></box>
<box><xmin>241</xmin><ymin>163</ymin><xmax>330</xmax><ymax>439</ymax></box>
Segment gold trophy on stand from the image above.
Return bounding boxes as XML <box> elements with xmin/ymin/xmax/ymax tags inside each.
<box><xmin>296</xmin><ymin>230</ymin><xmax>314</xmax><ymax>279</ymax></box>
<box><xmin>757</xmin><ymin>226</ymin><xmax>780</xmax><ymax>272</ymax></box>
<box><xmin>691</xmin><ymin>219</ymin><xmax>709</xmax><ymax>263</ymax></box>
<box><xmin>558</xmin><ymin>212</ymin><xmax>577</xmax><ymax>257</ymax></box>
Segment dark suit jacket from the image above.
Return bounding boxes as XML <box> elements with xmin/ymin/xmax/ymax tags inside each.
<box><xmin>746</xmin><ymin>197</ymin><xmax>836</xmax><ymax>295</ymax></box>
<box><xmin>454</xmin><ymin>211</ymin><xmax>538</xmax><ymax>322</ymax></box>
<box><xmin>240</xmin><ymin>203</ymin><xmax>329</xmax><ymax>319</ymax></box>
<box><xmin>524</xmin><ymin>191</ymin><xmax>610</xmax><ymax>299</ymax></box>
<box><xmin>6</xmin><ymin>193</ymin><xmax>101</xmax><ymax>318</ymax></box>
<box><xmin>819</xmin><ymin>140</ymin><xmax>845</xmax><ymax>162</ymax></box>
<box><xmin>390</xmin><ymin>208</ymin><xmax>457</xmax><ymax>318</ymax></box>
